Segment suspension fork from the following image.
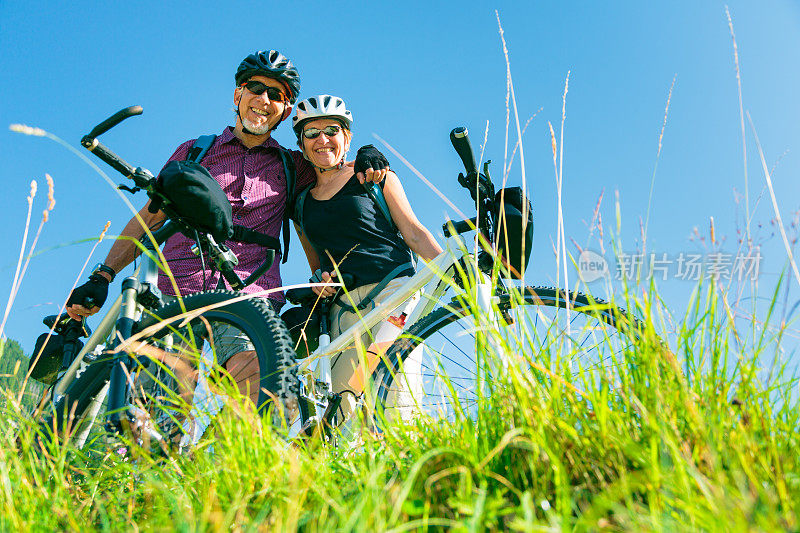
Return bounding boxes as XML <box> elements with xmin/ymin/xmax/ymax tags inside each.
<box><xmin>105</xmin><ymin>277</ymin><xmax>142</xmax><ymax>431</ymax></box>
<box><xmin>316</xmin><ymin>300</ymin><xmax>333</xmax><ymax>389</ymax></box>
<box><xmin>473</xmin><ymin>269</ymin><xmax>509</xmax><ymax>374</ymax></box>
<box><xmin>105</xmin><ymin>224</ymin><xmax>174</xmax><ymax>430</ymax></box>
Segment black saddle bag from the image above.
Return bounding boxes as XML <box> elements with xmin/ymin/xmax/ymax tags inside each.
<box><xmin>30</xmin><ymin>333</ymin><xmax>83</xmax><ymax>385</ymax></box>
<box><xmin>154</xmin><ymin>160</ymin><xmax>233</xmax><ymax>243</ymax></box>
<box><xmin>493</xmin><ymin>187</ymin><xmax>533</xmax><ymax>278</ymax></box>
<box><xmin>281</xmin><ymin>306</ymin><xmax>321</xmax><ymax>358</ymax></box>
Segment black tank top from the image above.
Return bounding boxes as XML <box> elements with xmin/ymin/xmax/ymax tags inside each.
<box><xmin>300</xmin><ymin>175</ymin><xmax>414</xmax><ymax>288</ymax></box>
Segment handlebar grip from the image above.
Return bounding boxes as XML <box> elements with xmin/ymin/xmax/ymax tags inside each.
<box><xmin>87</xmin><ymin>106</ymin><xmax>143</xmax><ymax>139</ymax></box>
<box><xmin>80</xmin><ymin>138</ymin><xmax>137</xmax><ymax>177</ymax></box>
<box><xmin>443</xmin><ymin>217</ymin><xmax>478</xmax><ymax>237</ymax></box>
<box><xmin>450</xmin><ymin>127</ymin><xmax>478</xmax><ymax>175</ymax></box>
<box><xmin>243</xmin><ymin>249</ymin><xmax>275</xmax><ymax>287</ymax></box>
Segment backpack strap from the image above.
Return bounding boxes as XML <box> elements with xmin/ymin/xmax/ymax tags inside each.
<box><xmin>335</xmin><ymin>261</ymin><xmax>415</xmax><ymax>313</ymax></box>
<box><xmin>364</xmin><ymin>181</ymin><xmax>417</xmax><ymax>267</ymax></box>
<box><xmin>293</xmin><ymin>185</ymin><xmax>313</xmax><ymax>237</ymax></box>
<box><xmin>231</xmin><ymin>225</ymin><xmax>281</xmax><ymax>250</ymax></box>
<box><xmin>277</xmin><ymin>147</ymin><xmax>296</xmax><ymax>263</ymax></box>
<box><xmin>186</xmin><ymin>134</ymin><xmax>216</xmax><ymax>163</ymax></box>
<box><xmin>363</xmin><ymin>182</ymin><xmax>396</xmax><ymax>231</ymax></box>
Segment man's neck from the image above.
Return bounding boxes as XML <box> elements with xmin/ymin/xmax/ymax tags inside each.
<box><xmin>233</xmin><ymin>123</ymin><xmax>271</xmax><ymax>149</ymax></box>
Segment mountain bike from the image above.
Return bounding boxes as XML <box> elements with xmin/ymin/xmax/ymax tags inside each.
<box><xmin>34</xmin><ymin>108</ymin><xmax>644</xmax><ymax>451</ymax></box>
<box><xmin>33</xmin><ymin>106</ymin><xmax>298</xmax><ymax>451</ymax></box>
<box><xmin>280</xmin><ymin>127</ymin><xmax>646</xmax><ymax>436</ymax></box>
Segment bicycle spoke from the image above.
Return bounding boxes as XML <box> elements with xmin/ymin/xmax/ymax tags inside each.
<box><xmin>374</xmin><ymin>287</ymin><xmax>644</xmax><ymax>426</ymax></box>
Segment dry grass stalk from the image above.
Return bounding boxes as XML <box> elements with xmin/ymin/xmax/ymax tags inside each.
<box><xmin>558</xmin><ymin>71</ymin><xmax>570</xmax><ymax>310</ymax></box>
<box><xmin>726</xmin><ymin>6</ymin><xmax>750</xmax><ymax>245</ymax></box>
<box><xmin>0</xmin><ymin>181</ymin><xmax>38</xmax><ymax>341</ymax></box>
<box><xmin>495</xmin><ymin>11</ymin><xmax>528</xmax><ymax>217</ymax></box>
<box><xmin>710</xmin><ymin>216</ymin><xmax>716</xmax><ymax>246</ymax></box>
<box><xmin>503</xmin><ymin>109</ymin><xmax>541</xmax><ymax>189</ymax></box>
<box><xmin>584</xmin><ymin>190</ymin><xmax>605</xmax><ymax>255</ymax></box>
<box><xmin>746</xmin><ymin>112</ymin><xmax>800</xmax><ymax>288</ymax></box>
<box><xmin>643</xmin><ymin>74</ymin><xmax>676</xmax><ymax>254</ymax></box>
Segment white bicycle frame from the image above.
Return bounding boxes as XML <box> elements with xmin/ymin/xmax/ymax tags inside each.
<box><xmin>48</xmin><ymin>257</ymin><xmax>161</xmax><ymax>447</ymax></box>
<box><xmin>287</xmin><ymin>232</ymin><xmax>503</xmax><ymax>438</ymax></box>
<box><xmin>52</xmin><ymin>231</ymin><xmax>502</xmax><ymax>445</ymax></box>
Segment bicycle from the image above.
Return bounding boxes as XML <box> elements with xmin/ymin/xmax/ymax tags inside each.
<box><xmin>33</xmin><ymin>108</ymin><xmax>644</xmax><ymax>451</ymax></box>
<box><xmin>33</xmin><ymin>106</ymin><xmax>299</xmax><ymax>451</ymax></box>
<box><xmin>280</xmin><ymin>127</ymin><xmax>646</xmax><ymax>436</ymax></box>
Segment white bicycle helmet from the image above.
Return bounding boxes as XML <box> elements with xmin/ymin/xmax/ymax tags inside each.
<box><xmin>292</xmin><ymin>95</ymin><xmax>353</xmax><ymax>138</ymax></box>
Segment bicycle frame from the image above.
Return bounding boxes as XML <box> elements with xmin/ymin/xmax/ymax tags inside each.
<box><xmin>287</xmin><ymin>231</ymin><xmax>503</xmax><ymax>438</ymax></box>
<box><xmin>52</xmin><ymin>225</ymin><xmax>174</xmax><ymax>447</ymax></box>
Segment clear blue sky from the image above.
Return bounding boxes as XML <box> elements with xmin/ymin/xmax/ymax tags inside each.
<box><xmin>2</xmin><ymin>0</ymin><xmax>800</xmax><ymax>356</ymax></box>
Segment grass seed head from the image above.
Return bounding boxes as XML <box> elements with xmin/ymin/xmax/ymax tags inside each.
<box><xmin>10</xmin><ymin>124</ymin><xmax>47</xmax><ymax>136</ymax></box>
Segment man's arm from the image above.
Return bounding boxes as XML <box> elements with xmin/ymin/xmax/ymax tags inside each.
<box><xmin>102</xmin><ymin>200</ymin><xmax>167</xmax><ymax>276</ymax></box>
<box><xmin>291</xmin><ymin>144</ymin><xmax>391</xmax><ymax>188</ymax></box>
<box><xmin>66</xmin><ymin>201</ymin><xmax>166</xmax><ymax>319</ymax></box>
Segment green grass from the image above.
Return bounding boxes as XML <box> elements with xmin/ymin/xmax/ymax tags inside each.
<box><xmin>1</xmin><ymin>271</ymin><xmax>799</xmax><ymax>532</ymax></box>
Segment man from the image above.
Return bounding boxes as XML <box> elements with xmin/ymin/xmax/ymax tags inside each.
<box><xmin>65</xmin><ymin>49</ymin><xmax>388</xmax><ymax>404</ymax></box>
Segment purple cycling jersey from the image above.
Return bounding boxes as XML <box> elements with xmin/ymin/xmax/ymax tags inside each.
<box><xmin>156</xmin><ymin>126</ymin><xmax>314</xmax><ymax>303</ymax></box>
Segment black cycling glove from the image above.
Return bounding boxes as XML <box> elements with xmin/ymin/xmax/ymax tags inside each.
<box><xmin>67</xmin><ymin>274</ymin><xmax>109</xmax><ymax>310</ymax></box>
<box><xmin>354</xmin><ymin>144</ymin><xmax>390</xmax><ymax>175</ymax></box>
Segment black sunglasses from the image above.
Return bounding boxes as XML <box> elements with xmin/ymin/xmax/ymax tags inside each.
<box><xmin>302</xmin><ymin>124</ymin><xmax>342</xmax><ymax>139</ymax></box>
<box><xmin>241</xmin><ymin>81</ymin><xmax>288</xmax><ymax>103</ymax></box>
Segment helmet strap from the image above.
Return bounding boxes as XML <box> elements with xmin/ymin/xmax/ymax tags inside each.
<box><xmin>318</xmin><ymin>161</ymin><xmax>345</xmax><ymax>173</ymax></box>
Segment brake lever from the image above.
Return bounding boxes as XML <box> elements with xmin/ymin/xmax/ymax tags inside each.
<box><xmin>118</xmin><ymin>184</ymin><xmax>141</xmax><ymax>194</ymax></box>
<box><xmin>458</xmin><ymin>170</ymin><xmax>494</xmax><ymax>203</ymax></box>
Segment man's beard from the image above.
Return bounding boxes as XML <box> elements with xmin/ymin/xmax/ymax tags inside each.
<box><xmin>241</xmin><ymin>116</ymin><xmax>272</xmax><ymax>135</ymax></box>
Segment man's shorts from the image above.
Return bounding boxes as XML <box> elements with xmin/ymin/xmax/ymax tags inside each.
<box><xmin>135</xmin><ymin>294</ymin><xmax>282</xmax><ymax>400</ymax></box>
<box><xmin>159</xmin><ymin>293</ymin><xmax>282</xmax><ymax>369</ymax></box>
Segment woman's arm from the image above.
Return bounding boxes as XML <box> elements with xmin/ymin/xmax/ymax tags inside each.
<box><xmin>294</xmin><ymin>222</ymin><xmax>322</xmax><ymax>273</ymax></box>
<box><xmin>294</xmin><ymin>222</ymin><xmax>338</xmax><ymax>297</ymax></box>
<box><xmin>381</xmin><ymin>172</ymin><xmax>442</xmax><ymax>262</ymax></box>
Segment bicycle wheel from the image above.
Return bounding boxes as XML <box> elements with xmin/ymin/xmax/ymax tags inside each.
<box><xmin>37</xmin><ymin>355</ymin><xmax>114</xmax><ymax>448</ymax></box>
<box><xmin>40</xmin><ymin>290</ymin><xmax>297</xmax><ymax>448</ymax></box>
<box><xmin>371</xmin><ymin>286</ymin><xmax>645</xmax><ymax>425</ymax></box>
<box><xmin>135</xmin><ymin>290</ymin><xmax>298</xmax><ymax>436</ymax></box>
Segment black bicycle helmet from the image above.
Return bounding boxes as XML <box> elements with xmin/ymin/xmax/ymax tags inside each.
<box><xmin>235</xmin><ymin>50</ymin><xmax>301</xmax><ymax>104</ymax></box>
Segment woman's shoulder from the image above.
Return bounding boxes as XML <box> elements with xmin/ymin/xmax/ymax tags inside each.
<box><xmin>336</xmin><ymin>173</ymin><xmax>367</xmax><ymax>195</ymax></box>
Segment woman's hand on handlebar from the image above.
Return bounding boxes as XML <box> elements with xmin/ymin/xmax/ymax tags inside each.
<box><xmin>311</xmin><ymin>271</ymin><xmax>339</xmax><ymax>298</ymax></box>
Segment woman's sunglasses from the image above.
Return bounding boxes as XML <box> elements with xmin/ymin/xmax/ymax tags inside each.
<box><xmin>302</xmin><ymin>124</ymin><xmax>342</xmax><ymax>139</ymax></box>
<box><xmin>241</xmin><ymin>81</ymin><xmax>288</xmax><ymax>103</ymax></box>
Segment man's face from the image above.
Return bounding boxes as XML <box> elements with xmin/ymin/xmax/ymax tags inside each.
<box><xmin>234</xmin><ymin>75</ymin><xmax>290</xmax><ymax>135</ymax></box>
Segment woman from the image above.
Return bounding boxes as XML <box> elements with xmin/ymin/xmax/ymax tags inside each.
<box><xmin>292</xmin><ymin>95</ymin><xmax>442</xmax><ymax>425</ymax></box>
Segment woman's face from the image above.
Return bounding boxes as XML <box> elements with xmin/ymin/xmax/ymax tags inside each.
<box><xmin>300</xmin><ymin>118</ymin><xmax>350</xmax><ymax>169</ymax></box>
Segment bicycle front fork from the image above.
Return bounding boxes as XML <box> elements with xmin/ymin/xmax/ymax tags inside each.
<box><xmin>105</xmin><ymin>277</ymin><xmax>145</xmax><ymax>433</ymax></box>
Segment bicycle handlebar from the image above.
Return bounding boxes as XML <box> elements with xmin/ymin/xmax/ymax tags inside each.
<box><xmin>87</xmin><ymin>106</ymin><xmax>143</xmax><ymax>138</ymax></box>
<box><xmin>80</xmin><ymin>137</ymin><xmax>137</xmax><ymax>178</ymax></box>
<box><xmin>449</xmin><ymin>127</ymin><xmax>478</xmax><ymax>175</ymax></box>
<box><xmin>79</xmin><ymin>106</ymin><xmax>254</xmax><ymax>291</ymax></box>
<box><xmin>448</xmin><ymin>126</ymin><xmax>498</xmax><ymax>275</ymax></box>
<box><xmin>80</xmin><ymin>107</ymin><xmax>151</xmax><ymax>185</ymax></box>
<box><xmin>443</xmin><ymin>217</ymin><xmax>478</xmax><ymax>237</ymax></box>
